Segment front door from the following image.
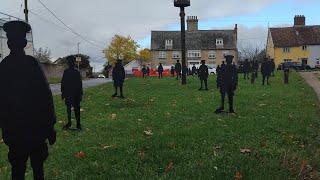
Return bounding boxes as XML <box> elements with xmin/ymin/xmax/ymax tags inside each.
<box><xmin>302</xmin><ymin>58</ymin><xmax>308</xmax><ymax>65</ymax></box>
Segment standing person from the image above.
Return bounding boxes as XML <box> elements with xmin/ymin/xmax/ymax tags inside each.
<box><xmin>0</xmin><ymin>21</ymin><xmax>56</xmax><ymax>180</ymax></box>
<box><xmin>192</xmin><ymin>64</ymin><xmax>197</xmax><ymax>75</ymax></box>
<box><xmin>112</xmin><ymin>59</ymin><xmax>125</xmax><ymax>98</ymax></box>
<box><xmin>283</xmin><ymin>64</ymin><xmax>290</xmax><ymax>84</ymax></box>
<box><xmin>221</xmin><ymin>61</ymin><xmax>226</xmax><ymax>67</ymax></box>
<box><xmin>146</xmin><ymin>66</ymin><xmax>150</xmax><ymax>76</ymax></box>
<box><xmin>243</xmin><ymin>59</ymin><xmax>251</xmax><ymax>80</ymax></box>
<box><xmin>61</xmin><ymin>56</ymin><xmax>83</xmax><ymax>130</ymax></box>
<box><xmin>175</xmin><ymin>60</ymin><xmax>182</xmax><ymax>79</ymax></box>
<box><xmin>253</xmin><ymin>60</ymin><xmax>259</xmax><ymax>78</ymax></box>
<box><xmin>216</xmin><ymin>65</ymin><xmax>221</xmax><ymax>75</ymax></box>
<box><xmin>198</xmin><ymin>60</ymin><xmax>209</xmax><ymax>90</ymax></box>
<box><xmin>104</xmin><ymin>63</ymin><xmax>112</xmax><ymax>78</ymax></box>
<box><xmin>142</xmin><ymin>65</ymin><xmax>147</xmax><ymax>78</ymax></box>
<box><xmin>170</xmin><ymin>66</ymin><xmax>175</xmax><ymax>77</ymax></box>
<box><xmin>250</xmin><ymin>61</ymin><xmax>255</xmax><ymax>84</ymax></box>
<box><xmin>215</xmin><ymin>55</ymin><xmax>238</xmax><ymax>113</ymax></box>
<box><xmin>261</xmin><ymin>58</ymin><xmax>271</xmax><ymax>85</ymax></box>
<box><xmin>158</xmin><ymin>63</ymin><xmax>164</xmax><ymax>78</ymax></box>
<box><xmin>271</xmin><ymin>59</ymin><xmax>276</xmax><ymax>76</ymax></box>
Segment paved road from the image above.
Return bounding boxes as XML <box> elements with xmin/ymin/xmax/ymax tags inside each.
<box><xmin>299</xmin><ymin>72</ymin><xmax>320</xmax><ymax>100</ymax></box>
<box><xmin>50</xmin><ymin>78</ymin><xmax>112</xmax><ymax>95</ymax></box>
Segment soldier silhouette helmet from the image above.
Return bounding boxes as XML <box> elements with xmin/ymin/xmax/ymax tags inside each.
<box><xmin>225</xmin><ymin>55</ymin><xmax>234</xmax><ymax>64</ymax></box>
<box><xmin>67</xmin><ymin>56</ymin><xmax>76</xmax><ymax>66</ymax></box>
<box><xmin>3</xmin><ymin>21</ymin><xmax>31</xmax><ymax>50</ymax></box>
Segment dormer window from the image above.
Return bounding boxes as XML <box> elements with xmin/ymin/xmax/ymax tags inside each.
<box><xmin>165</xmin><ymin>39</ymin><xmax>173</xmax><ymax>49</ymax></box>
<box><xmin>216</xmin><ymin>38</ymin><xmax>223</xmax><ymax>46</ymax></box>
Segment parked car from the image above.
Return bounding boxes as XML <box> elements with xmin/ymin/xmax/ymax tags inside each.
<box><xmin>188</xmin><ymin>64</ymin><xmax>216</xmax><ymax>74</ymax></box>
<box><xmin>277</xmin><ymin>62</ymin><xmax>311</xmax><ymax>70</ymax></box>
<box><xmin>98</xmin><ymin>74</ymin><xmax>106</xmax><ymax>78</ymax></box>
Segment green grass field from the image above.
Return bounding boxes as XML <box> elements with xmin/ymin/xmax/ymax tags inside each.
<box><xmin>47</xmin><ymin>77</ymin><xmax>62</xmax><ymax>84</ymax></box>
<box><xmin>1</xmin><ymin>71</ymin><xmax>320</xmax><ymax>179</ymax></box>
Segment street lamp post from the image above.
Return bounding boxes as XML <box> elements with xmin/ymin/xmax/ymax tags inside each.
<box><xmin>174</xmin><ymin>0</ymin><xmax>190</xmax><ymax>85</ymax></box>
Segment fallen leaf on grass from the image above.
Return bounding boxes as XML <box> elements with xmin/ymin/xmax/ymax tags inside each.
<box><xmin>260</xmin><ymin>143</ymin><xmax>268</xmax><ymax>148</ymax></box>
<box><xmin>299</xmin><ymin>160</ymin><xmax>309</xmax><ymax>175</ymax></box>
<box><xmin>143</xmin><ymin>130</ymin><xmax>153</xmax><ymax>136</ymax></box>
<box><xmin>75</xmin><ymin>151</ymin><xmax>85</xmax><ymax>159</ymax></box>
<box><xmin>213</xmin><ymin>145</ymin><xmax>221</xmax><ymax>150</ymax></box>
<box><xmin>111</xmin><ymin>114</ymin><xmax>117</xmax><ymax>120</ymax></box>
<box><xmin>288</xmin><ymin>134</ymin><xmax>294</xmax><ymax>139</ymax></box>
<box><xmin>138</xmin><ymin>150</ymin><xmax>145</xmax><ymax>156</ymax></box>
<box><xmin>58</xmin><ymin>120</ymin><xmax>65</xmax><ymax>124</ymax></box>
<box><xmin>234</xmin><ymin>172</ymin><xmax>242</xmax><ymax>180</ymax></box>
<box><xmin>259</xmin><ymin>104</ymin><xmax>266</xmax><ymax>106</ymax></box>
<box><xmin>214</xmin><ymin>166</ymin><xmax>218</xmax><ymax>171</ymax></box>
<box><xmin>0</xmin><ymin>139</ymin><xmax>3</xmax><ymax>143</ymax></box>
<box><xmin>164</xmin><ymin>162</ymin><xmax>173</xmax><ymax>172</ymax></box>
<box><xmin>143</xmin><ymin>104</ymin><xmax>151</xmax><ymax>109</ymax></box>
<box><xmin>99</xmin><ymin>143</ymin><xmax>111</xmax><ymax>150</ymax></box>
<box><xmin>240</xmin><ymin>148</ymin><xmax>251</xmax><ymax>153</ymax></box>
<box><xmin>80</xmin><ymin>108</ymin><xmax>84</xmax><ymax>112</ymax></box>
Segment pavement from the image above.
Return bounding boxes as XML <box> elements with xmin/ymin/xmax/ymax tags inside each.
<box><xmin>50</xmin><ymin>78</ymin><xmax>112</xmax><ymax>95</ymax></box>
<box><xmin>299</xmin><ymin>72</ymin><xmax>320</xmax><ymax>101</ymax></box>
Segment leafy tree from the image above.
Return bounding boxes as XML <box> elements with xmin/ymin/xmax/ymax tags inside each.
<box><xmin>35</xmin><ymin>47</ymin><xmax>52</xmax><ymax>64</ymax></box>
<box><xmin>58</xmin><ymin>54</ymin><xmax>91</xmax><ymax>70</ymax></box>
<box><xmin>137</xmin><ymin>48</ymin><xmax>151</xmax><ymax>66</ymax></box>
<box><xmin>103</xmin><ymin>34</ymin><xmax>139</xmax><ymax>65</ymax></box>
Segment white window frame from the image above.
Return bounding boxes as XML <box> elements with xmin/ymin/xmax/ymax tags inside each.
<box><xmin>188</xmin><ymin>50</ymin><xmax>201</xmax><ymax>58</ymax></box>
<box><xmin>172</xmin><ymin>51</ymin><xmax>180</xmax><ymax>59</ymax></box>
<box><xmin>302</xmin><ymin>46</ymin><xmax>307</xmax><ymax>51</ymax></box>
<box><xmin>159</xmin><ymin>51</ymin><xmax>166</xmax><ymax>59</ymax></box>
<box><xmin>283</xmin><ymin>47</ymin><xmax>290</xmax><ymax>53</ymax></box>
<box><xmin>284</xmin><ymin>59</ymin><xmax>292</xmax><ymax>62</ymax></box>
<box><xmin>216</xmin><ymin>38</ymin><xmax>223</xmax><ymax>46</ymax></box>
<box><xmin>165</xmin><ymin>39</ymin><xmax>173</xmax><ymax>49</ymax></box>
<box><xmin>223</xmin><ymin>50</ymin><xmax>230</xmax><ymax>57</ymax></box>
<box><xmin>208</xmin><ymin>50</ymin><xmax>216</xmax><ymax>59</ymax></box>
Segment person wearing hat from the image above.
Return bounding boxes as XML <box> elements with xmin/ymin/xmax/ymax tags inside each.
<box><xmin>174</xmin><ymin>60</ymin><xmax>181</xmax><ymax>79</ymax></box>
<box><xmin>243</xmin><ymin>59</ymin><xmax>251</xmax><ymax>80</ymax></box>
<box><xmin>142</xmin><ymin>65</ymin><xmax>147</xmax><ymax>78</ymax></box>
<box><xmin>0</xmin><ymin>21</ymin><xmax>56</xmax><ymax>179</ymax></box>
<box><xmin>270</xmin><ymin>59</ymin><xmax>276</xmax><ymax>76</ymax></box>
<box><xmin>261</xmin><ymin>58</ymin><xmax>271</xmax><ymax>85</ymax></box>
<box><xmin>198</xmin><ymin>60</ymin><xmax>209</xmax><ymax>90</ymax></box>
<box><xmin>158</xmin><ymin>63</ymin><xmax>163</xmax><ymax>78</ymax></box>
<box><xmin>61</xmin><ymin>55</ymin><xmax>83</xmax><ymax>130</ymax></box>
<box><xmin>215</xmin><ymin>55</ymin><xmax>238</xmax><ymax>113</ymax></box>
<box><xmin>112</xmin><ymin>59</ymin><xmax>125</xmax><ymax>98</ymax></box>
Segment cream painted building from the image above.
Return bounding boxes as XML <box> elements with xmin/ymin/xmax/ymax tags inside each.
<box><xmin>150</xmin><ymin>16</ymin><xmax>238</xmax><ymax>68</ymax></box>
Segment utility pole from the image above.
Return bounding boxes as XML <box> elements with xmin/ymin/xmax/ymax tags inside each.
<box><xmin>77</xmin><ymin>42</ymin><xmax>80</xmax><ymax>70</ymax></box>
<box><xmin>24</xmin><ymin>0</ymin><xmax>29</xmax><ymax>22</ymax></box>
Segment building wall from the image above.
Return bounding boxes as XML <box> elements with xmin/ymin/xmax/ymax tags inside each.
<box><xmin>274</xmin><ymin>46</ymin><xmax>310</xmax><ymax>66</ymax></box>
<box><xmin>266</xmin><ymin>32</ymin><xmax>275</xmax><ymax>60</ymax></box>
<box><xmin>151</xmin><ymin>49</ymin><xmax>238</xmax><ymax>68</ymax></box>
<box><xmin>309</xmin><ymin>45</ymin><xmax>320</xmax><ymax>68</ymax></box>
<box><xmin>41</xmin><ymin>63</ymin><xmax>86</xmax><ymax>78</ymax></box>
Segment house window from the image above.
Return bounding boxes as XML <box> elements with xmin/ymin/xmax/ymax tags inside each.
<box><xmin>165</xmin><ymin>39</ymin><xmax>173</xmax><ymax>49</ymax></box>
<box><xmin>223</xmin><ymin>50</ymin><xmax>230</xmax><ymax>57</ymax></box>
<box><xmin>302</xmin><ymin>46</ymin><xmax>307</xmax><ymax>51</ymax></box>
<box><xmin>172</xmin><ymin>51</ymin><xmax>180</xmax><ymax>59</ymax></box>
<box><xmin>216</xmin><ymin>38</ymin><xmax>223</xmax><ymax>46</ymax></box>
<box><xmin>283</xmin><ymin>47</ymin><xmax>290</xmax><ymax>53</ymax></box>
<box><xmin>188</xmin><ymin>50</ymin><xmax>201</xmax><ymax>58</ymax></box>
<box><xmin>208</xmin><ymin>51</ymin><xmax>216</xmax><ymax>59</ymax></box>
<box><xmin>159</xmin><ymin>51</ymin><xmax>166</xmax><ymax>59</ymax></box>
<box><xmin>284</xmin><ymin>59</ymin><xmax>292</xmax><ymax>62</ymax></box>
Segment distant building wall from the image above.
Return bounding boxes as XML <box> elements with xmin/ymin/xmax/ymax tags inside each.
<box><xmin>310</xmin><ymin>45</ymin><xmax>320</xmax><ymax>68</ymax></box>
<box><xmin>41</xmin><ymin>63</ymin><xmax>86</xmax><ymax>78</ymax></box>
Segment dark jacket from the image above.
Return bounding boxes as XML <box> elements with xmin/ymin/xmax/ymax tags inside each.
<box><xmin>142</xmin><ymin>67</ymin><xmax>147</xmax><ymax>74</ymax></box>
<box><xmin>217</xmin><ymin>64</ymin><xmax>238</xmax><ymax>92</ymax></box>
<box><xmin>112</xmin><ymin>62</ymin><xmax>125</xmax><ymax>86</ymax></box>
<box><xmin>243</xmin><ymin>61</ymin><xmax>251</xmax><ymax>72</ymax></box>
<box><xmin>261</xmin><ymin>61</ymin><xmax>270</xmax><ymax>75</ymax></box>
<box><xmin>158</xmin><ymin>65</ymin><xmax>163</xmax><ymax>73</ymax></box>
<box><xmin>61</xmin><ymin>68</ymin><xmax>83</xmax><ymax>98</ymax></box>
<box><xmin>0</xmin><ymin>54</ymin><xmax>56</xmax><ymax>146</ymax></box>
<box><xmin>175</xmin><ymin>62</ymin><xmax>181</xmax><ymax>72</ymax></box>
<box><xmin>198</xmin><ymin>64</ymin><xmax>208</xmax><ymax>79</ymax></box>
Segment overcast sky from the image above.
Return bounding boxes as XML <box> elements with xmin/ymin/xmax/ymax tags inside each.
<box><xmin>1</xmin><ymin>0</ymin><xmax>319</xmax><ymax>71</ymax></box>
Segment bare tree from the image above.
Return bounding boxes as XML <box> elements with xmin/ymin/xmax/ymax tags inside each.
<box><xmin>238</xmin><ymin>40</ymin><xmax>266</xmax><ymax>62</ymax></box>
<box><xmin>34</xmin><ymin>47</ymin><xmax>52</xmax><ymax>64</ymax></box>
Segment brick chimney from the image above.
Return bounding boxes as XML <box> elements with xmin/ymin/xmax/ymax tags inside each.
<box><xmin>294</xmin><ymin>15</ymin><xmax>305</xmax><ymax>26</ymax></box>
<box><xmin>187</xmin><ymin>16</ymin><xmax>198</xmax><ymax>32</ymax></box>
<box><xmin>234</xmin><ymin>24</ymin><xmax>238</xmax><ymax>41</ymax></box>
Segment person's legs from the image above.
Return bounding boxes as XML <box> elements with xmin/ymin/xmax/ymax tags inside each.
<box><xmin>204</xmin><ymin>79</ymin><xmax>208</xmax><ymax>90</ymax></box>
<box><xmin>8</xmin><ymin>146</ymin><xmax>29</xmax><ymax>180</ymax></box>
<box><xmin>262</xmin><ymin>75</ymin><xmax>265</xmax><ymax>85</ymax></box>
<box><xmin>30</xmin><ymin>143</ymin><xmax>48</xmax><ymax>180</ymax></box>
<box><xmin>112</xmin><ymin>86</ymin><xmax>118</xmax><ymax>97</ymax></box>
<box><xmin>64</xmin><ymin>102</ymin><xmax>72</xmax><ymax>128</ymax></box>
<box><xmin>199</xmin><ymin>79</ymin><xmax>203</xmax><ymax>90</ymax></box>
<box><xmin>267</xmin><ymin>75</ymin><xmax>270</xmax><ymax>85</ymax></box>
<box><xmin>73</xmin><ymin>97</ymin><xmax>81</xmax><ymax>129</ymax></box>
<box><xmin>227</xmin><ymin>91</ymin><xmax>234</xmax><ymax>113</ymax></box>
<box><xmin>119</xmin><ymin>85</ymin><xmax>124</xmax><ymax>98</ymax></box>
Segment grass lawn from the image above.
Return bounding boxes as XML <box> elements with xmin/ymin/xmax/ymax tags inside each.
<box><xmin>1</xmin><ymin>71</ymin><xmax>320</xmax><ymax>179</ymax></box>
<box><xmin>47</xmin><ymin>77</ymin><xmax>62</xmax><ymax>84</ymax></box>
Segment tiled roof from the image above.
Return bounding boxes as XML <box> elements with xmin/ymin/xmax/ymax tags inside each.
<box><xmin>151</xmin><ymin>30</ymin><xmax>237</xmax><ymax>50</ymax></box>
<box><xmin>270</xmin><ymin>25</ymin><xmax>320</xmax><ymax>47</ymax></box>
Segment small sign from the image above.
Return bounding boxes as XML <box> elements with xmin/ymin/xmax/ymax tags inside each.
<box><xmin>76</xmin><ymin>57</ymin><xmax>82</xmax><ymax>62</ymax></box>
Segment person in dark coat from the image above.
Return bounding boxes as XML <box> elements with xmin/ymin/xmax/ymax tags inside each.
<box><xmin>198</xmin><ymin>60</ymin><xmax>209</xmax><ymax>90</ymax></box>
<box><xmin>221</xmin><ymin>61</ymin><xmax>226</xmax><ymax>67</ymax></box>
<box><xmin>142</xmin><ymin>65</ymin><xmax>147</xmax><ymax>78</ymax></box>
<box><xmin>250</xmin><ymin>61</ymin><xmax>255</xmax><ymax>84</ymax></box>
<box><xmin>253</xmin><ymin>61</ymin><xmax>259</xmax><ymax>78</ymax></box>
<box><xmin>271</xmin><ymin>59</ymin><xmax>276</xmax><ymax>76</ymax></box>
<box><xmin>158</xmin><ymin>63</ymin><xmax>163</xmax><ymax>78</ymax></box>
<box><xmin>261</xmin><ymin>58</ymin><xmax>271</xmax><ymax>85</ymax></box>
<box><xmin>112</xmin><ymin>59</ymin><xmax>125</xmax><ymax>98</ymax></box>
<box><xmin>216</xmin><ymin>65</ymin><xmax>221</xmax><ymax>75</ymax></box>
<box><xmin>192</xmin><ymin>64</ymin><xmax>197</xmax><ymax>75</ymax></box>
<box><xmin>243</xmin><ymin>59</ymin><xmax>251</xmax><ymax>80</ymax></box>
<box><xmin>104</xmin><ymin>63</ymin><xmax>112</xmax><ymax>78</ymax></box>
<box><xmin>175</xmin><ymin>60</ymin><xmax>181</xmax><ymax>79</ymax></box>
<box><xmin>0</xmin><ymin>21</ymin><xmax>56</xmax><ymax>180</ymax></box>
<box><xmin>146</xmin><ymin>66</ymin><xmax>150</xmax><ymax>76</ymax></box>
<box><xmin>170</xmin><ymin>66</ymin><xmax>175</xmax><ymax>77</ymax></box>
<box><xmin>61</xmin><ymin>56</ymin><xmax>83</xmax><ymax>130</ymax></box>
<box><xmin>215</xmin><ymin>55</ymin><xmax>238</xmax><ymax>113</ymax></box>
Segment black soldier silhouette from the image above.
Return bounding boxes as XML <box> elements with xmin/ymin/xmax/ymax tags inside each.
<box><xmin>243</xmin><ymin>59</ymin><xmax>251</xmax><ymax>80</ymax></box>
<box><xmin>215</xmin><ymin>55</ymin><xmax>238</xmax><ymax>113</ymax></box>
<box><xmin>142</xmin><ymin>65</ymin><xmax>147</xmax><ymax>78</ymax></box>
<box><xmin>158</xmin><ymin>63</ymin><xmax>163</xmax><ymax>78</ymax></box>
<box><xmin>61</xmin><ymin>56</ymin><xmax>83</xmax><ymax>130</ymax></box>
<box><xmin>261</xmin><ymin>58</ymin><xmax>271</xmax><ymax>85</ymax></box>
<box><xmin>112</xmin><ymin>59</ymin><xmax>125</xmax><ymax>98</ymax></box>
<box><xmin>198</xmin><ymin>60</ymin><xmax>209</xmax><ymax>90</ymax></box>
<box><xmin>253</xmin><ymin>60</ymin><xmax>259</xmax><ymax>78</ymax></box>
<box><xmin>0</xmin><ymin>21</ymin><xmax>56</xmax><ymax>180</ymax></box>
<box><xmin>191</xmin><ymin>64</ymin><xmax>197</xmax><ymax>75</ymax></box>
<box><xmin>170</xmin><ymin>66</ymin><xmax>175</xmax><ymax>77</ymax></box>
<box><xmin>270</xmin><ymin>59</ymin><xmax>276</xmax><ymax>76</ymax></box>
<box><xmin>174</xmin><ymin>60</ymin><xmax>181</xmax><ymax>79</ymax></box>
<box><xmin>146</xmin><ymin>66</ymin><xmax>150</xmax><ymax>76</ymax></box>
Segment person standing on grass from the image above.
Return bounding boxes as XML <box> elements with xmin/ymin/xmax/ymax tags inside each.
<box><xmin>146</xmin><ymin>66</ymin><xmax>150</xmax><ymax>76</ymax></box>
<box><xmin>112</xmin><ymin>59</ymin><xmax>125</xmax><ymax>98</ymax></box>
<box><xmin>215</xmin><ymin>55</ymin><xmax>238</xmax><ymax>114</ymax></box>
<box><xmin>261</xmin><ymin>58</ymin><xmax>271</xmax><ymax>85</ymax></box>
<box><xmin>253</xmin><ymin>60</ymin><xmax>259</xmax><ymax>78</ymax></box>
<box><xmin>271</xmin><ymin>59</ymin><xmax>276</xmax><ymax>76</ymax></box>
<box><xmin>158</xmin><ymin>63</ymin><xmax>163</xmax><ymax>78</ymax></box>
<box><xmin>142</xmin><ymin>65</ymin><xmax>147</xmax><ymax>78</ymax></box>
<box><xmin>192</xmin><ymin>64</ymin><xmax>197</xmax><ymax>75</ymax></box>
<box><xmin>170</xmin><ymin>66</ymin><xmax>175</xmax><ymax>77</ymax></box>
<box><xmin>61</xmin><ymin>55</ymin><xmax>83</xmax><ymax>130</ymax></box>
<box><xmin>175</xmin><ymin>60</ymin><xmax>182</xmax><ymax>79</ymax></box>
<box><xmin>0</xmin><ymin>21</ymin><xmax>56</xmax><ymax>180</ymax></box>
<box><xmin>243</xmin><ymin>59</ymin><xmax>251</xmax><ymax>80</ymax></box>
<box><xmin>198</xmin><ymin>60</ymin><xmax>209</xmax><ymax>90</ymax></box>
